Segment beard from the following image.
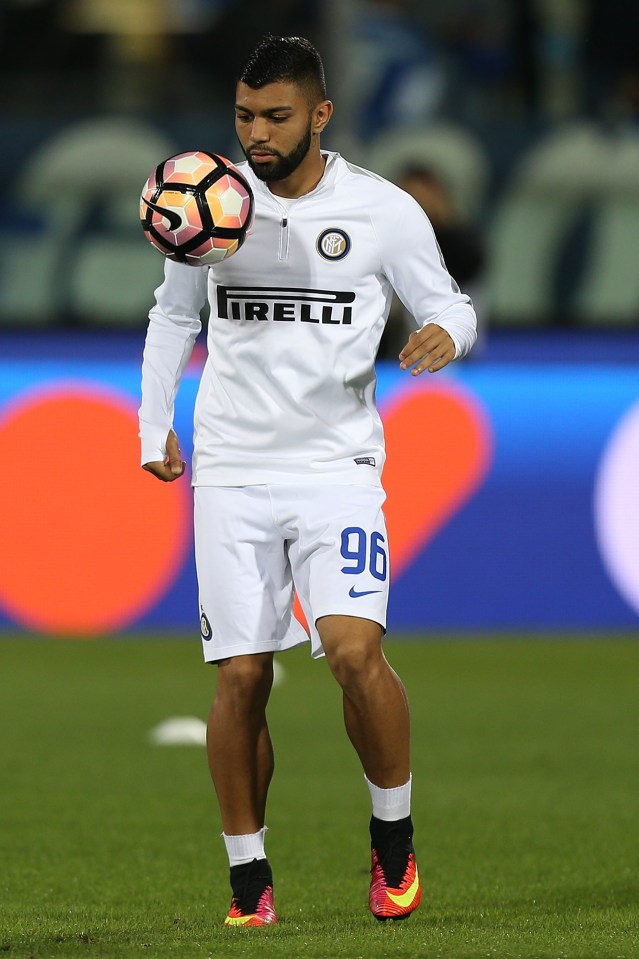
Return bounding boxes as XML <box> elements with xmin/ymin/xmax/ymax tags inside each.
<box><xmin>241</xmin><ymin>123</ymin><xmax>313</xmax><ymax>182</ymax></box>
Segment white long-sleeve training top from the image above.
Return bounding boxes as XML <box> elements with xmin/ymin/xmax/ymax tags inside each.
<box><xmin>139</xmin><ymin>151</ymin><xmax>477</xmax><ymax>487</ymax></box>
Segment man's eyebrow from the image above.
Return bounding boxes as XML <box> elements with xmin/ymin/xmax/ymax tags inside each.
<box><xmin>234</xmin><ymin>104</ymin><xmax>294</xmax><ymax>115</ymax></box>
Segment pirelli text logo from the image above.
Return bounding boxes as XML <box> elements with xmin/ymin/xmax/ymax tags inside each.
<box><xmin>217</xmin><ymin>285</ymin><xmax>356</xmax><ymax>325</ymax></box>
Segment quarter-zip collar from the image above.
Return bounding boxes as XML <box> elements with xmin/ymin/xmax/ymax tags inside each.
<box><xmin>241</xmin><ymin>152</ymin><xmax>340</xmax><ymax>261</ymax></box>
<box><xmin>242</xmin><ymin>151</ymin><xmax>340</xmax><ymax>209</ymax></box>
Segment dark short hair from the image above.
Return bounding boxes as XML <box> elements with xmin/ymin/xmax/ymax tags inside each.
<box><xmin>238</xmin><ymin>35</ymin><xmax>327</xmax><ymax>104</ymax></box>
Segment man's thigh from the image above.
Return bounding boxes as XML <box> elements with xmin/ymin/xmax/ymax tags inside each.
<box><xmin>194</xmin><ymin>485</ymin><xmax>308</xmax><ymax>663</ymax></box>
<box><xmin>280</xmin><ymin>483</ymin><xmax>390</xmax><ymax>657</ymax></box>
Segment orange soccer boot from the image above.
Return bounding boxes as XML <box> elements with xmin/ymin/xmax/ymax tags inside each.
<box><xmin>369</xmin><ymin>815</ymin><xmax>422</xmax><ymax>921</ymax></box>
<box><xmin>224</xmin><ymin>858</ymin><xmax>278</xmax><ymax>927</ymax></box>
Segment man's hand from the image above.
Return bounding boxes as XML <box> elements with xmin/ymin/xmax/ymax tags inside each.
<box><xmin>142</xmin><ymin>429</ymin><xmax>186</xmax><ymax>482</ymax></box>
<box><xmin>399</xmin><ymin>323</ymin><xmax>456</xmax><ymax>375</ymax></box>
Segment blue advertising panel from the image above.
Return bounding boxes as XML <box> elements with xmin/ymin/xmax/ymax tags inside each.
<box><xmin>0</xmin><ymin>333</ymin><xmax>638</xmax><ymax>634</ymax></box>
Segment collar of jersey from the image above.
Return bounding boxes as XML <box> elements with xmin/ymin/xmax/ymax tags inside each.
<box><xmin>241</xmin><ymin>150</ymin><xmax>340</xmax><ymax>207</ymax></box>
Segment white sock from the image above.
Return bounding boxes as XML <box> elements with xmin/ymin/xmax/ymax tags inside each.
<box><xmin>365</xmin><ymin>774</ymin><xmax>412</xmax><ymax>821</ymax></box>
<box><xmin>222</xmin><ymin>827</ymin><xmax>267</xmax><ymax>867</ymax></box>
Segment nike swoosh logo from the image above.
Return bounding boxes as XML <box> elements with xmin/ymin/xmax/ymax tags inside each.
<box><xmin>386</xmin><ymin>867</ymin><xmax>420</xmax><ymax>908</ymax></box>
<box><xmin>348</xmin><ymin>586</ymin><xmax>383</xmax><ymax>598</ymax></box>
<box><xmin>224</xmin><ymin>915</ymin><xmax>257</xmax><ymax>926</ymax></box>
<box><xmin>142</xmin><ymin>197</ymin><xmax>183</xmax><ymax>231</ymax></box>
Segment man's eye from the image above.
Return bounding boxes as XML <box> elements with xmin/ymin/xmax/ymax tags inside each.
<box><xmin>236</xmin><ymin>114</ymin><xmax>251</xmax><ymax>123</ymax></box>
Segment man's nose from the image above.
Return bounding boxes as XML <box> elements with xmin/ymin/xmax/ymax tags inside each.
<box><xmin>249</xmin><ymin>118</ymin><xmax>269</xmax><ymax>142</ymax></box>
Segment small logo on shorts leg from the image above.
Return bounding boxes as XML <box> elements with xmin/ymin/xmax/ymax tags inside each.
<box><xmin>200</xmin><ymin>611</ymin><xmax>212</xmax><ymax>640</ymax></box>
<box><xmin>349</xmin><ymin>586</ymin><xmax>383</xmax><ymax>598</ymax></box>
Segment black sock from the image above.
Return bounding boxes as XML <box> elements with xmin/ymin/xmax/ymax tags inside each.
<box><xmin>229</xmin><ymin>858</ymin><xmax>272</xmax><ymax>910</ymax></box>
<box><xmin>370</xmin><ymin>814</ymin><xmax>414</xmax><ymax>849</ymax></box>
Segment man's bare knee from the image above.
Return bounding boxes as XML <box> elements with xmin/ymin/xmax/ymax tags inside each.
<box><xmin>317</xmin><ymin>616</ymin><xmax>385</xmax><ymax>691</ymax></box>
<box><xmin>215</xmin><ymin>653</ymin><xmax>274</xmax><ymax>713</ymax></box>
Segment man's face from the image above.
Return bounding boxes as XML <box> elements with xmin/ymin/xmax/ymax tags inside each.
<box><xmin>235</xmin><ymin>80</ymin><xmax>315</xmax><ymax>182</ymax></box>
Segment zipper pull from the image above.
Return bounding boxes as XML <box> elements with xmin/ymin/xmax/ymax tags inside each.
<box><xmin>279</xmin><ymin>211</ymin><xmax>290</xmax><ymax>260</ymax></box>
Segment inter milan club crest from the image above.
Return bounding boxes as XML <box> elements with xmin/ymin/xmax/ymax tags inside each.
<box><xmin>200</xmin><ymin>610</ymin><xmax>212</xmax><ymax>640</ymax></box>
<box><xmin>316</xmin><ymin>228</ymin><xmax>351</xmax><ymax>261</ymax></box>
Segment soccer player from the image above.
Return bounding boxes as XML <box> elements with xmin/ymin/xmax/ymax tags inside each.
<box><xmin>139</xmin><ymin>35</ymin><xmax>477</xmax><ymax>926</ymax></box>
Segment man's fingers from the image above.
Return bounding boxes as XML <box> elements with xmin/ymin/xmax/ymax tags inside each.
<box><xmin>399</xmin><ymin>331</ymin><xmax>436</xmax><ymax>367</ymax></box>
<box><xmin>142</xmin><ymin>430</ymin><xmax>186</xmax><ymax>481</ymax></box>
<box><xmin>165</xmin><ymin>431</ymin><xmax>185</xmax><ymax>475</ymax></box>
<box><xmin>166</xmin><ymin>456</ymin><xmax>186</xmax><ymax>476</ymax></box>
<box><xmin>399</xmin><ymin>325</ymin><xmax>455</xmax><ymax>375</ymax></box>
<box><xmin>142</xmin><ymin>460</ymin><xmax>183</xmax><ymax>483</ymax></box>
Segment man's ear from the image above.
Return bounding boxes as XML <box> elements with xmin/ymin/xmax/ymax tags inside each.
<box><xmin>313</xmin><ymin>99</ymin><xmax>334</xmax><ymax>135</ymax></box>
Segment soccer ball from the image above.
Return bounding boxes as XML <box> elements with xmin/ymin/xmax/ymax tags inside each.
<box><xmin>139</xmin><ymin>151</ymin><xmax>254</xmax><ymax>266</ymax></box>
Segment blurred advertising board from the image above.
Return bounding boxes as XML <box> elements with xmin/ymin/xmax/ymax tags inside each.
<box><xmin>0</xmin><ymin>333</ymin><xmax>638</xmax><ymax>635</ymax></box>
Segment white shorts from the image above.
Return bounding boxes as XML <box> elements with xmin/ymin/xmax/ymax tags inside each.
<box><xmin>194</xmin><ymin>484</ymin><xmax>389</xmax><ymax>662</ymax></box>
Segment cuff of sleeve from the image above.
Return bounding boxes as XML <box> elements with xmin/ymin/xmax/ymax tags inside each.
<box><xmin>140</xmin><ymin>430</ymin><xmax>169</xmax><ymax>467</ymax></box>
<box><xmin>448</xmin><ymin>331</ymin><xmax>462</xmax><ymax>360</ymax></box>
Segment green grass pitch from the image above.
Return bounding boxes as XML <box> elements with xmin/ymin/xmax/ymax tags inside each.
<box><xmin>1</xmin><ymin>635</ymin><xmax>638</xmax><ymax>958</ymax></box>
